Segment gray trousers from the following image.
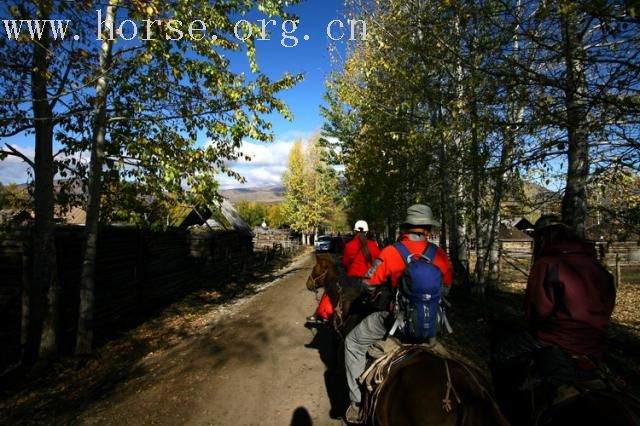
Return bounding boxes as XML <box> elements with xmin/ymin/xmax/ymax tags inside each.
<box><xmin>344</xmin><ymin>311</ymin><xmax>390</xmax><ymax>403</ymax></box>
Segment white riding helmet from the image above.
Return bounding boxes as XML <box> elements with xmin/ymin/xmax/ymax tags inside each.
<box><xmin>354</xmin><ymin>220</ymin><xmax>369</xmax><ymax>232</ymax></box>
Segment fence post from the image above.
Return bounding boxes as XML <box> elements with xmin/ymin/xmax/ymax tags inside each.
<box><xmin>615</xmin><ymin>253</ymin><xmax>621</xmax><ymax>288</ymax></box>
<box><xmin>497</xmin><ymin>241</ymin><xmax>502</xmax><ymax>284</ymax></box>
<box><xmin>20</xmin><ymin>249</ymin><xmax>31</xmax><ymax>360</ymax></box>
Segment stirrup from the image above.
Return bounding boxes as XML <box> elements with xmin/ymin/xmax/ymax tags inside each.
<box><xmin>305</xmin><ymin>315</ymin><xmax>326</xmax><ymax>325</ymax></box>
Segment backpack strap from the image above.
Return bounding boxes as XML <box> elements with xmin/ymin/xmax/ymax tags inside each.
<box><xmin>393</xmin><ymin>242</ymin><xmax>437</xmax><ymax>265</ymax></box>
<box><xmin>424</xmin><ymin>243</ymin><xmax>438</xmax><ymax>263</ymax></box>
<box><xmin>393</xmin><ymin>242</ymin><xmax>412</xmax><ymax>265</ymax></box>
<box><xmin>544</xmin><ymin>263</ymin><xmax>565</xmax><ymax>318</ymax></box>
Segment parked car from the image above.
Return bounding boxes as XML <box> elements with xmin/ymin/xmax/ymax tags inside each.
<box><xmin>314</xmin><ymin>235</ymin><xmax>332</xmax><ymax>252</ymax></box>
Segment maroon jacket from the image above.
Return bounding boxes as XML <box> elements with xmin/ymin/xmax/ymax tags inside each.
<box><xmin>525</xmin><ymin>241</ymin><xmax>616</xmax><ymax>357</ymax></box>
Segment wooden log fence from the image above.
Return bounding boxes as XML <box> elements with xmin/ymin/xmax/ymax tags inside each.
<box><xmin>0</xmin><ymin>225</ymin><xmax>257</xmax><ymax>372</ymax></box>
<box><xmin>496</xmin><ymin>239</ymin><xmax>640</xmax><ymax>286</ymax></box>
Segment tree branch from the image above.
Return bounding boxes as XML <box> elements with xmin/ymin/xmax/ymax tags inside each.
<box><xmin>1</xmin><ymin>144</ymin><xmax>35</xmax><ymax>168</ymax></box>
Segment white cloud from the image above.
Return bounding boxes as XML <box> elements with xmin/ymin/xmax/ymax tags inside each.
<box><xmin>219</xmin><ymin>139</ymin><xmax>293</xmax><ymax>189</ymax></box>
<box><xmin>226</xmin><ymin>139</ymin><xmax>295</xmax><ymax>168</ymax></box>
<box><xmin>219</xmin><ymin>129</ymin><xmax>321</xmax><ymax>189</ymax></box>
<box><xmin>1</xmin><ymin>131</ymin><xmax>319</xmax><ymax>191</ymax></box>
<box><xmin>0</xmin><ymin>144</ymin><xmax>34</xmax><ymax>184</ymax></box>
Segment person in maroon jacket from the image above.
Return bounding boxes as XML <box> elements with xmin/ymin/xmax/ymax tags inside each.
<box><xmin>526</xmin><ymin>215</ymin><xmax>616</xmax><ymax>359</ymax></box>
<box><xmin>524</xmin><ymin>214</ymin><xmax>616</xmax><ymax>402</ymax></box>
<box><xmin>493</xmin><ymin>216</ymin><xmax>618</xmax><ymax>426</ymax></box>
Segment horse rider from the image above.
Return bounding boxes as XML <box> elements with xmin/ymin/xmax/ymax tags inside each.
<box><xmin>342</xmin><ymin>220</ymin><xmax>381</xmax><ymax>278</ymax></box>
<box><xmin>344</xmin><ymin>204</ymin><xmax>453</xmax><ymax>423</ymax></box>
<box><xmin>525</xmin><ymin>215</ymin><xmax>616</xmax><ymax>394</ymax></box>
<box><xmin>306</xmin><ymin>220</ymin><xmax>380</xmax><ymax>325</ymax></box>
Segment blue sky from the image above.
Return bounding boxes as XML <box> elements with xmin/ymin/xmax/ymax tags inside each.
<box><xmin>0</xmin><ymin>0</ymin><xmax>349</xmax><ymax>188</ymax></box>
<box><xmin>219</xmin><ymin>0</ymin><xmax>348</xmax><ymax>188</ymax></box>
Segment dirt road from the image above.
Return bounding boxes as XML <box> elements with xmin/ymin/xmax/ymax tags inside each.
<box><xmin>75</xmin><ymin>251</ymin><xmax>346</xmax><ymax>426</ymax></box>
<box><xmin>4</xmin><ymin>249</ymin><xmax>640</xmax><ymax>425</ymax></box>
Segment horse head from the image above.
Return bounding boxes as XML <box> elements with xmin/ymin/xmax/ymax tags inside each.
<box><xmin>305</xmin><ymin>253</ymin><xmax>339</xmax><ymax>291</ymax></box>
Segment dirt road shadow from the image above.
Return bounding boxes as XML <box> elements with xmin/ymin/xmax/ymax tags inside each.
<box><xmin>290</xmin><ymin>406</ymin><xmax>313</xmax><ymax>426</ymax></box>
<box><xmin>305</xmin><ymin>323</ymin><xmax>349</xmax><ymax>419</ymax></box>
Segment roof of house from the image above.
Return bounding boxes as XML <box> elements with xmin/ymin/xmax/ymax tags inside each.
<box><xmin>54</xmin><ymin>206</ymin><xmax>86</xmax><ymax>225</ymax></box>
<box><xmin>177</xmin><ymin>198</ymin><xmax>252</xmax><ymax>235</ymax></box>
<box><xmin>498</xmin><ymin>223</ymin><xmax>533</xmax><ymax>241</ymax></box>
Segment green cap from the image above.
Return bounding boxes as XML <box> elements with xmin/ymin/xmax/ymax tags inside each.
<box><xmin>404</xmin><ymin>204</ymin><xmax>439</xmax><ymax>227</ymax></box>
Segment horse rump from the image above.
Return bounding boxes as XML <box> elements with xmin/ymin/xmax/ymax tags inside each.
<box><xmin>370</xmin><ymin>347</ymin><xmax>508</xmax><ymax>426</ymax></box>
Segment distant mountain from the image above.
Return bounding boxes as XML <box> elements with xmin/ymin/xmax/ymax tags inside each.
<box><xmin>220</xmin><ymin>184</ymin><xmax>285</xmax><ymax>204</ymax></box>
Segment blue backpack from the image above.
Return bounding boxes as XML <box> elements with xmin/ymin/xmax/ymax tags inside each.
<box><xmin>391</xmin><ymin>242</ymin><xmax>443</xmax><ymax>341</ymax></box>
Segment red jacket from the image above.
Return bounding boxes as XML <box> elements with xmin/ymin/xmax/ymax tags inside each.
<box><xmin>365</xmin><ymin>233</ymin><xmax>453</xmax><ymax>288</ymax></box>
<box><xmin>525</xmin><ymin>241</ymin><xmax>616</xmax><ymax>357</ymax></box>
<box><xmin>342</xmin><ymin>235</ymin><xmax>380</xmax><ymax>277</ymax></box>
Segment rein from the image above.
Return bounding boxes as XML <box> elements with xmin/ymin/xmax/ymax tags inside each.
<box><xmin>442</xmin><ymin>359</ymin><xmax>461</xmax><ymax>412</ymax></box>
<box><xmin>309</xmin><ymin>269</ymin><xmax>328</xmax><ymax>292</ymax></box>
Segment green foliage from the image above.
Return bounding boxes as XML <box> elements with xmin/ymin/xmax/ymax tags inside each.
<box><xmin>0</xmin><ymin>183</ymin><xmax>31</xmax><ymax>210</ymax></box>
<box><xmin>282</xmin><ymin>135</ymin><xmax>341</xmax><ymax>234</ymax></box>
<box><xmin>590</xmin><ymin>167</ymin><xmax>640</xmax><ymax>240</ymax></box>
<box><xmin>235</xmin><ymin>200</ymin><xmax>268</xmax><ymax>227</ymax></box>
<box><xmin>235</xmin><ymin>201</ymin><xmax>289</xmax><ymax>229</ymax></box>
<box><xmin>100</xmin><ymin>180</ymin><xmax>174</xmax><ymax>230</ymax></box>
<box><xmin>265</xmin><ymin>203</ymin><xmax>287</xmax><ymax>229</ymax></box>
<box><xmin>325</xmin><ymin>0</ymin><xmax>640</xmax><ymax>244</ymax></box>
<box><xmin>1</xmin><ymin>0</ymin><xmax>303</xmax><ymax>216</ymax></box>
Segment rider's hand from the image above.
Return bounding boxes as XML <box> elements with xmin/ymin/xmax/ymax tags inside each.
<box><xmin>360</xmin><ymin>280</ymin><xmax>376</xmax><ymax>294</ymax></box>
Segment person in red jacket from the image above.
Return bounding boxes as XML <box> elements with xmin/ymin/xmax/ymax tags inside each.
<box><xmin>341</xmin><ymin>220</ymin><xmax>381</xmax><ymax>277</ymax></box>
<box><xmin>343</xmin><ymin>204</ymin><xmax>452</xmax><ymax>423</ymax></box>
<box><xmin>526</xmin><ymin>215</ymin><xmax>615</xmax><ymax>362</ymax></box>
<box><xmin>306</xmin><ymin>220</ymin><xmax>380</xmax><ymax>325</ymax></box>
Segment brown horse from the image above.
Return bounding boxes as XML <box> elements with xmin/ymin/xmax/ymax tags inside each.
<box><xmin>363</xmin><ymin>344</ymin><xmax>509</xmax><ymax>426</ymax></box>
<box><xmin>305</xmin><ymin>256</ymin><xmax>509</xmax><ymax>425</ymax></box>
<box><xmin>305</xmin><ymin>253</ymin><xmax>372</xmax><ymax>339</ymax></box>
<box><xmin>489</xmin><ymin>319</ymin><xmax>640</xmax><ymax>425</ymax></box>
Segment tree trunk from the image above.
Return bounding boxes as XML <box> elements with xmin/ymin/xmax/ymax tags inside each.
<box><xmin>439</xmin><ymin>201</ymin><xmax>447</xmax><ymax>251</ymax></box>
<box><xmin>470</xmin><ymin>96</ymin><xmax>485</xmax><ymax>294</ymax></box>
<box><xmin>25</xmin><ymin>1</ymin><xmax>58</xmax><ymax>365</ymax></box>
<box><xmin>435</xmin><ymin>108</ymin><xmax>450</xmax><ymax>254</ymax></box>
<box><xmin>488</xmin><ymin>224</ymin><xmax>500</xmax><ymax>285</ymax></box>
<box><xmin>448</xmin><ymin>13</ymin><xmax>468</xmax><ymax>285</ymax></box>
<box><xmin>76</xmin><ymin>1</ymin><xmax>117</xmax><ymax>355</ymax></box>
<box><xmin>560</xmin><ymin>5</ymin><xmax>589</xmax><ymax>239</ymax></box>
<box><xmin>483</xmin><ymin>123</ymin><xmax>519</xmax><ymax>289</ymax></box>
<box><xmin>20</xmin><ymin>251</ymin><xmax>31</xmax><ymax>362</ymax></box>
<box><xmin>484</xmin><ymin>3</ymin><xmax>524</xmax><ymax>289</ymax></box>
